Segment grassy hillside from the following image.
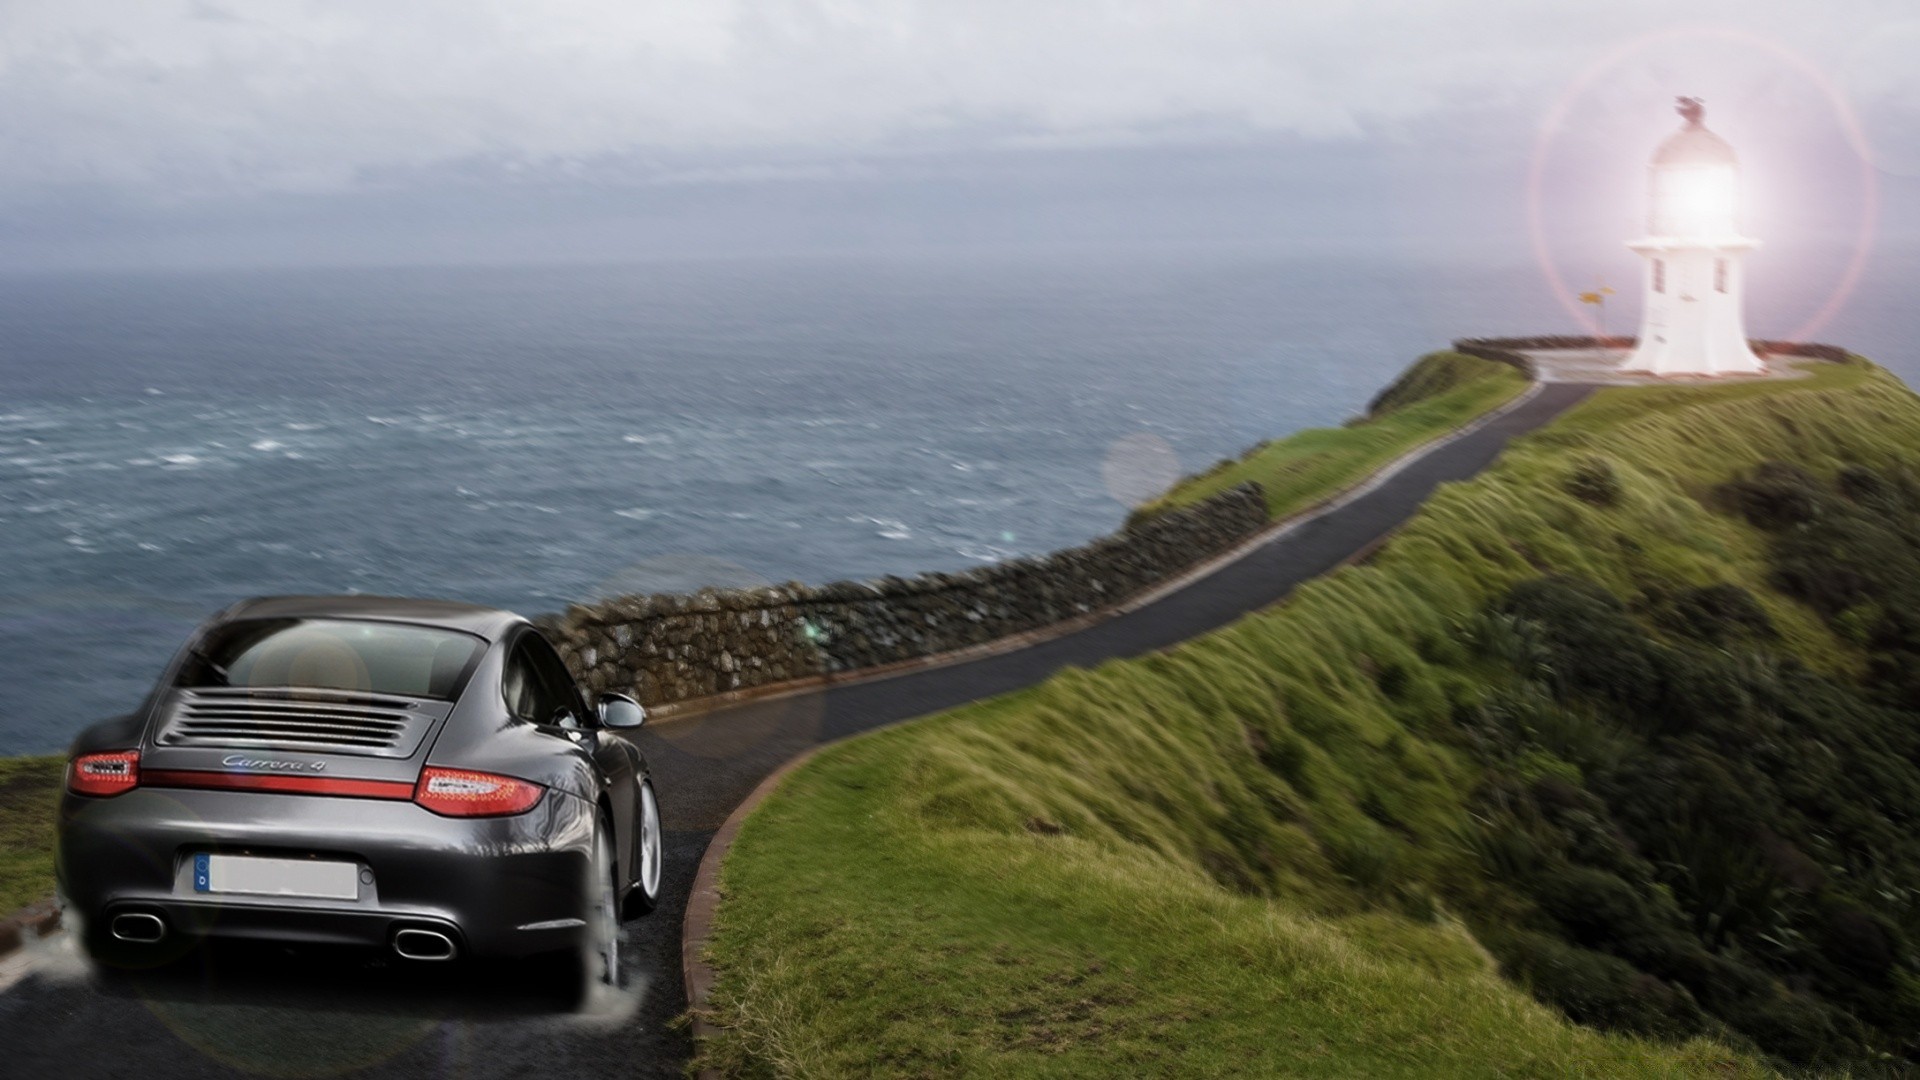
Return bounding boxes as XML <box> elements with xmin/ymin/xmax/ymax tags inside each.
<box><xmin>0</xmin><ymin>757</ymin><xmax>63</xmax><ymax>915</ymax></box>
<box><xmin>696</xmin><ymin>356</ymin><xmax>1920</xmax><ymax>1077</ymax></box>
<box><xmin>1145</xmin><ymin>350</ymin><xmax>1528</xmax><ymax>519</ymax></box>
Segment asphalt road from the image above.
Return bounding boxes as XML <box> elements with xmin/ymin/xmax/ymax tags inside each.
<box><xmin>0</xmin><ymin>382</ymin><xmax>1592</xmax><ymax>1080</ymax></box>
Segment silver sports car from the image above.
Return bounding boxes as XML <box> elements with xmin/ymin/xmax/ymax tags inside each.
<box><xmin>56</xmin><ymin>595</ymin><xmax>663</xmax><ymax>997</ymax></box>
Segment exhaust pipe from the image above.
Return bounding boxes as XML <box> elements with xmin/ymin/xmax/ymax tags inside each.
<box><xmin>110</xmin><ymin>912</ymin><xmax>166</xmax><ymax>943</ymax></box>
<box><xmin>392</xmin><ymin>927</ymin><xmax>457</xmax><ymax>961</ymax></box>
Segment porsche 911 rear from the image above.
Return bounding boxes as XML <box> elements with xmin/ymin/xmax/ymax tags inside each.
<box><xmin>56</xmin><ymin>610</ymin><xmax>600</xmax><ymax>966</ymax></box>
<box><xmin>59</xmin><ymin>742</ymin><xmax>598</xmax><ymax>963</ymax></box>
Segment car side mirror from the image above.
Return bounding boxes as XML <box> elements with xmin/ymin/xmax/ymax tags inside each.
<box><xmin>598</xmin><ymin>693</ymin><xmax>646</xmax><ymax>730</ymax></box>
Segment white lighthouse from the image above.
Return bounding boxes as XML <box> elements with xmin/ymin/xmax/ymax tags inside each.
<box><xmin>1621</xmin><ymin>98</ymin><xmax>1766</xmax><ymax>377</ymax></box>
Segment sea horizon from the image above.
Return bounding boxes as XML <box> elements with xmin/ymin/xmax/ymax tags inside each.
<box><xmin>3</xmin><ymin>242</ymin><xmax>1913</xmax><ymax>755</ymax></box>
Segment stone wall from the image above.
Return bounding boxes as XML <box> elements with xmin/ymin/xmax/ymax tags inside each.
<box><xmin>539</xmin><ymin>482</ymin><xmax>1268</xmax><ymax>707</ymax></box>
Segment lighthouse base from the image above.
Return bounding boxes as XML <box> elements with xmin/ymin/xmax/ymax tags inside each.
<box><xmin>1623</xmin><ymin>238</ymin><xmax>1763</xmax><ymax>377</ymax></box>
<box><xmin>1516</xmin><ymin>345</ymin><xmax>1809</xmax><ymax>386</ymax></box>
<box><xmin>1620</xmin><ymin>338</ymin><xmax>1766</xmax><ymax>378</ymax></box>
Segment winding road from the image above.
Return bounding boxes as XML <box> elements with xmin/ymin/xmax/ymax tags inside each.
<box><xmin>0</xmin><ymin>382</ymin><xmax>1593</xmax><ymax>1080</ymax></box>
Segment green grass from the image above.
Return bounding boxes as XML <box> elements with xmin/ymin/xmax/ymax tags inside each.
<box><xmin>700</xmin><ymin>714</ymin><xmax>1764</xmax><ymax>1079</ymax></box>
<box><xmin>698</xmin><ymin>356</ymin><xmax>1920</xmax><ymax>1077</ymax></box>
<box><xmin>0</xmin><ymin>756</ymin><xmax>63</xmax><ymax>915</ymax></box>
<box><xmin>1146</xmin><ymin>351</ymin><xmax>1528</xmax><ymax>519</ymax></box>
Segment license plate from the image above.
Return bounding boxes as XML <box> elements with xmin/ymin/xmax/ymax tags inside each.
<box><xmin>193</xmin><ymin>853</ymin><xmax>359</xmax><ymax>900</ymax></box>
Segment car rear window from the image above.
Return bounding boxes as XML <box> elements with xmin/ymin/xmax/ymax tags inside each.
<box><xmin>177</xmin><ymin>618</ymin><xmax>485</xmax><ymax>701</ymax></box>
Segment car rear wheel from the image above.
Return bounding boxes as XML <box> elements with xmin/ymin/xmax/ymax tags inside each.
<box><xmin>623</xmin><ymin>780</ymin><xmax>663</xmax><ymax>919</ymax></box>
<box><xmin>586</xmin><ymin>817</ymin><xmax>622</xmax><ymax>992</ymax></box>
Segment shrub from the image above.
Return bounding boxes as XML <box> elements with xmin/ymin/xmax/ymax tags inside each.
<box><xmin>1565</xmin><ymin>456</ymin><xmax>1623</xmax><ymax>507</ymax></box>
<box><xmin>1661</xmin><ymin>583</ymin><xmax>1775</xmax><ymax>644</ymax></box>
<box><xmin>1365</xmin><ymin>350</ymin><xmax>1514</xmax><ymax>416</ymax></box>
<box><xmin>1716</xmin><ymin>992</ymin><xmax>1869</xmax><ymax>1069</ymax></box>
<box><xmin>1817</xmin><ymin>903</ymin><xmax>1900</xmax><ymax>980</ymax></box>
<box><xmin>1498</xmin><ymin>578</ymin><xmax>1681</xmax><ymax>725</ymax></box>
<box><xmin>1491</xmin><ymin>929</ymin><xmax>1704</xmax><ymax>1039</ymax></box>
<box><xmin>1317</xmin><ymin>818</ymin><xmax>1399</xmax><ymax>891</ymax></box>
<box><xmin>1717</xmin><ymin>461</ymin><xmax>1824</xmax><ymax>529</ymax></box>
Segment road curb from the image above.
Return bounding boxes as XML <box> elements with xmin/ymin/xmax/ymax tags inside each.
<box><xmin>672</xmin><ymin>377</ymin><xmax>1552</xmax><ymax>1063</ymax></box>
<box><xmin>679</xmin><ymin>744</ymin><xmax>830</xmax><ymax>1078</ymax></box>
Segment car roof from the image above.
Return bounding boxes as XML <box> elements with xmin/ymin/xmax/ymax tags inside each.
<box><xmin>215</xmin><ymin>594</ymin><xmax>527</xmax><ymax>641</ymax></box>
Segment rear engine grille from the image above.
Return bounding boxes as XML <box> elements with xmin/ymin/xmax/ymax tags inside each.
<box><xmin>161</xmin><ymin>689</ymin><xmax>444</xmax><ymax>758</ymax></box>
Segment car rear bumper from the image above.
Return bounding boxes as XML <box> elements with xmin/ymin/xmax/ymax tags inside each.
<box><xmin>57</xmin><ymin>784</ymin><xmax>597</xmax><ymax>960</ymax></box>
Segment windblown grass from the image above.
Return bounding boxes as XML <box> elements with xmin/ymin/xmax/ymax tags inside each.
<box><xmin>699</xmin><ymin>355</ymin><xmax>1920</xmax><ymax>1077</ymax></box>
<box><xmin>0</xmin><ymin>756</ymin><xmax>63</xmax><ymax>915</ymax></box>
<box><xmin>1147</xmin><ymin>351</ymin><xmax>1528</xmax><ymax>519</ymax></box>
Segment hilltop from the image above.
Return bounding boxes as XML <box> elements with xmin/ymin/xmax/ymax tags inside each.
<box><xmin>695</xmin><ymin>353</ymin><xmax>1920</xmax><ymax>1077</ymax></box>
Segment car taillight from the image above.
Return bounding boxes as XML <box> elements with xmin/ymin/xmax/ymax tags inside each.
<box><xmin>413</xmin><ymin>767</ymin><xmax>545</xmax><ymax>817</ymax></box>
<box><xmin>68</xmin><ymin>751</ymin><xmax>140</xmax><ymax>797</ymax></box>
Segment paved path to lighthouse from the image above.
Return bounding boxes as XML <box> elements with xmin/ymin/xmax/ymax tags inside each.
<box><xmin>0</xmin><ymin>382</ymin><xmax>1595</xmax><ymax>1080</ymax></box>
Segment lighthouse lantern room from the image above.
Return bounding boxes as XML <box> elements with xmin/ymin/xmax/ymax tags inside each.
<box><xmin>1621</xmin><ymin>97</ymin><xmax>1766</xmax><ymax>377</ymax></box>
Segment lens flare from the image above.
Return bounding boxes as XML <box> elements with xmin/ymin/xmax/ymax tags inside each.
<box><xmin>1528</xmin><ymin>25</ymin><xmax>1876</xmax><ymax>344</ymax></box>
<box><xmin>1838</xmin><ymin>20</ymin><xmax>1920</xmax><ymax>180</ymax></box>
<box><xmin>1101</xmin><ymin>433</ymin><xmax>1180</xmax><ymax>509</ymax></box>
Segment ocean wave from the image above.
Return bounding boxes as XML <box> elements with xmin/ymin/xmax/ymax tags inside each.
<box><xmin>250</xmin><ymin>439</ymin><xmax>284</xmax><ymax>452</ymax></box>
<box><xmin>613</xmin><ymin>507</ymin><xmax>656</xmax><ymax>521</ymax></box>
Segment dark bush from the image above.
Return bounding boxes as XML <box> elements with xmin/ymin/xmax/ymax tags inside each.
<box><xmin>1532</xmin><ymin>865</ymin><xmax>1659</xmax><ymax>947</ymax></box>
<box><xmin>1838</xmin><ymin>464</ymin><xmax>1888</xmax><ymax>502</ymax></box>
<box><xmin>1716</xmin><ymin>992</ymin><xmax>1870</xmax><ymax>1069</ymax></box>
<box><xmin>1527</xmin><ymin>864</ymin><xmax>1705</xmax><ymax>978</ymax></box>
<box><xmin>1366</xmin><ymin>350</ymin><xmax>1514</xmax><ymax>416</ymax></box>
<box><xmin>1565</xmin><ymin>456</ymin><xmax>1622</xmax><ymax>507</ymax></box>
<box><xmin>1466</xmin><ymin>464</ymin><xmax>1920</xmax><ymax>1072</ymax></box>
<box><xmin>1817</xmin><ymin>903</ymin><xmax>1899</xmax><ymax>980</ymax></box>
<box><xmin>1491</xmin><ymin>929</ymin><xmax>1704</xmax><ymax>1039</ymax></box>
<box><xmin>1865</xmin><ymin>652</ymin><xmax>1920</xmax><ymax>711</ymax></box>
<box><xmin>1374</xmin><ymin>661</ymin><xmax>1411</xmax><ymax>700</ymax></box>
<box><xmin>1499</xmin><ymin>578</ymin><xmax>1665</xmax><ymax>714</ymax></box>
<box><xmin>1254</xmin><ymin>731</ymin><xmax>1314</xmax><ymax>797</ymax></box>
<box><xmin>1528</xmin><ymin>774</ymin><xmax>1590</xmax><ymax>814</ymax></box>
<box><xmin>1718</xmin><ymin>462</ymin><xmax>1824</xmax><ymax>529</ymax></box>
<box><xmin>1662</xmin><ymin>583</ymin><xmax>1774</xmax><ymax>645</ymax></box>
<box><xmin>1497</xmin><ymin>577</ymin><xmax>1741</xmax><ymax>732</ymax></box>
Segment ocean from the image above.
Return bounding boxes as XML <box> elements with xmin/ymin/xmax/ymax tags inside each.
<box><xmin>3</xmin><ymin>245</ymin><xmax>1914</xmax><ymax>755</ymax></box>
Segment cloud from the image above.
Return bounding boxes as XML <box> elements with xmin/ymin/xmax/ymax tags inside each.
<box><xmin>0</xmin><ymin>0</ymin><xmax>1891</xmax><ymax>204</ymax></box>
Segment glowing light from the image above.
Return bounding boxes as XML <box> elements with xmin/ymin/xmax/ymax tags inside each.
<box><xmin>1653</xmin><ymin>165</ymin><xmax>1737</xmax><ymax>237</ymax></box>
<box><xmin>1527</xmin><ymin>26</ymin><xmax>1877</xmax><ymax>343</ymax></box>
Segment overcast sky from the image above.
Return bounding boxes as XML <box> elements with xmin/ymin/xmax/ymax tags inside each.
<box><xmin>3</xmin><ymin>1</ymin><xmax>1918</xmax><ymax>268</ymax></box>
